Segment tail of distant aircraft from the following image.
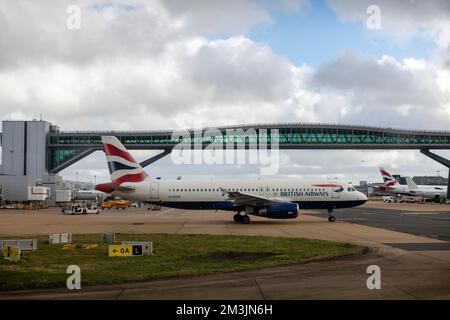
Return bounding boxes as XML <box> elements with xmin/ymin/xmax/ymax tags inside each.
<box><xmin>405</xmin><ymin>176</ymin><xmax>419</xmax><ymax>190</ymax></box>
<box><xmin>95</xmin><ymin>136</ymin><xmax>148</xmax><ymax>193</ymax></box>
<box><xmin>379</xmin><ymin>167</ymin><xmax>399</xmax><ymax>189</ymax></box>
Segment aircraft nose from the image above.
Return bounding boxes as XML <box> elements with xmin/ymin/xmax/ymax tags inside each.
<box><xmin>359</xmin><ymin>192</ymin><xmax>368</xmax><ymax>202</ymax></box>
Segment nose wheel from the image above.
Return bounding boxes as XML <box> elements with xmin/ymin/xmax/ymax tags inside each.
<box><xmin>328</xmin><ymin>208</ymin><xmax>336</xmax><ymax>222</ymax></box>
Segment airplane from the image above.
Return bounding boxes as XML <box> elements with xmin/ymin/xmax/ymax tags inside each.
<box><xmin>378</xmin><ymin>167</ymin><xmax>447</xmax><ymax>202</ymax></box>
<box><xmin>95</xmin><ymin>136</ymin><xmax>368</xmax><ymax>224</ymax></box>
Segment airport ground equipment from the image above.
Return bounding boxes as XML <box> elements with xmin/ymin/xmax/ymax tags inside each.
<box><xmin>0</xmin><ymin>239</ymin><xmax>37</xmax><ymax>252</ymax></box>
<box><xmin>27</xmin><ymin>186</ymin><xmax>49</xmax><ymax>201</ymax></box>
<box><xmin>122</xmin><ymin>241</ymin><xmax>153</xmax><ymax>255</ymax></box>
<box><xmin>49</xmin><ymin>232</ymin><xmax>72</xmax><ymax>244</ymax></box>
<box><xmin>102</xmin><ymin>233</ymin><xmax>116</xmax><ymax>244</ymax></box>
<box><xmin>100</xmin><ymin>201</ymin><xmax>114</xmax><ymax>209</ymax></box>
<box><xmin>56</xmin><ymin>190</ymin><xmax>72</xmax><ymax>202</ymax></box>
<box><xmin>2</xmin><ymin>246</ymin><xmax>20</xmax><ymax>262</ymax></box>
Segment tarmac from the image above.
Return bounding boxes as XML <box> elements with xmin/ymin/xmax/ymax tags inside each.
<box><xmin>0</xmin><ymin>201</ymin><xmax>449</xmax><ymax>299</ymax></box>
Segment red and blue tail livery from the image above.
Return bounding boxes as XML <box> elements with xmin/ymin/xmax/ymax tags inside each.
<box><xmin>379</xmin><ymin>167</ymin><xmax>398</xmax><ymax>188</ymax></box>
<box><xmin>102</xmin><ymin>136</ymin><xmax>148</xmax><ymax>184</ymax></box>
<box><xmin>95</xmin><ymin>136</ymin><xmax>148</xmax><ymax>193</ymax></box>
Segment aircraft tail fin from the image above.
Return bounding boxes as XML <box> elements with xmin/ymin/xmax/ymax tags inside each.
<box><xmin>99</xmin><ymin>136</ymin><xmax>148</xmax><ymax>187</ymax></box>
<box><xmin>405</xmin><ymin>177</ymin><xmax>419</xmax><ymax>190</ymax></box>
<box><xmin>379</xmin><ymin>167</ymin><xmax>399</xmax><ymax>188</ymax></box>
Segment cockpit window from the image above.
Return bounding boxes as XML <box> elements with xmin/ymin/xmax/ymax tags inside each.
<box><xmin>348</xmin><ymin>187</ymin><xmax>356</xmax><ymax>192</ymax></box>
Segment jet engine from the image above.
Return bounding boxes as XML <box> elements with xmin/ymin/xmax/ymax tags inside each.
<box><xmin>254</xmin><ymin>202</ymin><xmax>299</xmax><ymax>219</ymax></box>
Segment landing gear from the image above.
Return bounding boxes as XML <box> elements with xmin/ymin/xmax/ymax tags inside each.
<box><xmin>233</xmin><ymin>213</ymin><xmax>251</xmax><ymax>224</ymax></box>
<box><xmin>328</xmin><ymin>208</ymin><xmax>336</xmax><ymax>222</ymax></box>
<box><xmin>241</xmin><ymin>215</ymin><xmax>251</xmax><ymax>224</ymax></box>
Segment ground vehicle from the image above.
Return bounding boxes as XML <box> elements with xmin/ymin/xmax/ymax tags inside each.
<box><xmin>101</xmin><ymin>201</ymin><xmax>114</xmax><ymax>209</ymax></box>
<box><xmin>399</xmin><ymin>195</ymin><xmax>422</xmax><ymax>203</ymax></box>
<box><xmin>383</xmin><ymin>196</ymin><xmax>397</xmax><ymax>203</ymax></box>
<box><xmin>76</xmin><ymin>205</ymin><xmax>100</xmax><ymax>214</ymax></box>
<box><xmin>148</xmin><ymin>204</ymin><xmax>161</xmax><ymax>211</ymax></box>
<box><xmin>63</xmin><ymin>204</ymin><xmax>101</xmax><ymax>215</ymax></box>
<box><xmin>114</xmin><ymin>200</ymin><xmax>130</xmax><ymax>210</ymax></box>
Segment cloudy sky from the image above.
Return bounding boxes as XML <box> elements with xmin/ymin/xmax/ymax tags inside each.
<box><xmin>0</xmin><ymin>0</ymin><xmax>449</xmax><ymax>184</ymax></box>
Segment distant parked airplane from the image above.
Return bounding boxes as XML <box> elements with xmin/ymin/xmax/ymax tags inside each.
<box><xmin>95</xmin><ymin>136</ymin><xmax>367</xmax><ymax>223</ymax></box>
<box><xmin>378</xmin><ymin>167</ymin><xmax>447</xmax><ymax>202</ymax></box>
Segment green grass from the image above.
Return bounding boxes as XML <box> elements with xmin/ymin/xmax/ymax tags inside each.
<box><xmin>0</xmin><ymin>234</ymin><xmax>362</xmax><ymax>291</ymax></box>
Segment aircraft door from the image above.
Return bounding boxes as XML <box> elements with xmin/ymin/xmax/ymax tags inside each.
<box><xmin>331</xmin><ymin>186</ymin><xmax>341</xmax><ymax>199</ymax></box>
<box><xmin>259</xmin><ymin>187</ymin><xmax>264</xmax><ymax>196</ymax></box>
<box><xmin>259</xmin><ymin>186</ymin><xmax>270</xmax><ymax>196</ymax></box>
<box><xmin>150</xmin><ymin>182</ymin><xmax>159</xmax><ymax>199</ymax></box>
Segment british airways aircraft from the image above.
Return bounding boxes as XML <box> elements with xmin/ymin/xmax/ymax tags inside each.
<box><xmin>95</xmin><ymin>136</ymin><xmax>368</xmax><ymax>224</ymax></box>
<box><xmin>378</xmin><ymin>167</ymin><xmax>447</xmax><ymax>202</ymax></box>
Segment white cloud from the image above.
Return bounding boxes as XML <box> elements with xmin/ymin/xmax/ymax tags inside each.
<box><xmin>327</xmin><ymin>0</ymin><xmax>450</xmax><ymax>46</ymax></box>
<box><xmin>0</xmin><ymin>0</ymin><xmax>449</xmax><ymax>183</ymax></box>
<box><xmin>302</xmin><ymin>52</ymin><xmax>450</xmax><ymax>129</ymax></box>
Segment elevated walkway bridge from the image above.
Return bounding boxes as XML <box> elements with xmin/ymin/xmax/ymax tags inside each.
<box><xmin>48</xmin><ymin>123</ymin><xmax>450</xmax><ymax>199</ymax></box>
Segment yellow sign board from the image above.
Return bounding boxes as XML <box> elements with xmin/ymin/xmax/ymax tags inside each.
<box><xmin>108</xmin><ymin>245</ymin><xmax>143</xmax><ymax>257</ymax></box>
<box><xmin>3</xmin><ymin>246</ymin><xmax>21</xmax><ymax>262</ymax></box>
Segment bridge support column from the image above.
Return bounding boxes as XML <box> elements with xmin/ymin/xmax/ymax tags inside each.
<box><xmin>139</xmin><ymin>149</ymin><xmax>172</xmax><ymax>168</ymax></box>
<box><xmin>420</xmin><ymin>149</ymin><xmax>450</xmax><ymax>200</ymax></box>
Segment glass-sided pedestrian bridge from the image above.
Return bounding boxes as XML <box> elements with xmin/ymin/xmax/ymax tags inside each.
<box><xmin>48</xmin><ymin>123</ymin><xmax>450</xmax><ymax>174</ymax></box>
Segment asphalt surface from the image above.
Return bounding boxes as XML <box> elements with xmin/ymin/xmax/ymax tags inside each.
<box><xmin>0</xmin><ymin>204</ymin><xmax>449</xmax><ymax>299</ymax></box>
<box><xmin>308</xmin><ymin>207</ymin><xmax>450</xmax><ymax>242</ymax></box>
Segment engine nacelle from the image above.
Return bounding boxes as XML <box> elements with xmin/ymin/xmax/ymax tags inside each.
<box><xmin>254</xmin><ymin>202</ymin><xmax>299</xmax><ymax>219</ymax></box>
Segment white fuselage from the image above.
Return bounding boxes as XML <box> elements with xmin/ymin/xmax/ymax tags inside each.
<box><xmin>388</xmin><ymin>185</ymin><xmax>447</xmax><ymax>199</ymax></box>
<box><xmin>111</xmin><ymin>179</ymin><xmax>367</xmax><ymax>211</ymax></box>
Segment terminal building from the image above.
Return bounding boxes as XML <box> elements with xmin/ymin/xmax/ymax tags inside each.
<box><xmin>0</xmin><ymin>120</ymin><xmax>92</xmax><ymax>204</ymax></box>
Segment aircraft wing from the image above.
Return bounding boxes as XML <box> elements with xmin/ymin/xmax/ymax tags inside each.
<box><xmin>220</xmin><ymin>188</ymin><xmax>283</xmax><ymax>207</ymax></box>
